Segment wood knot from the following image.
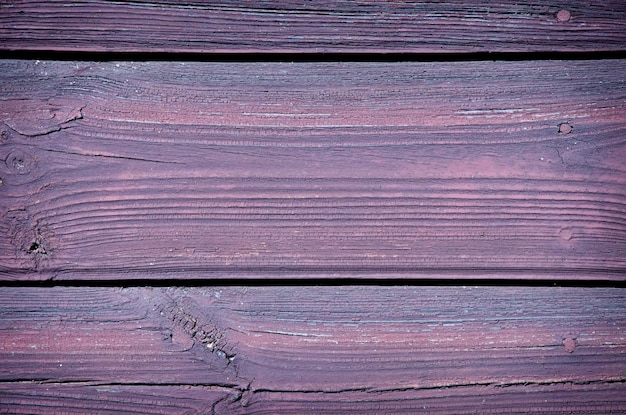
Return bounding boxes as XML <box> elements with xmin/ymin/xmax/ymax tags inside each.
<box><xmin>0</xmin><ymin>127</ymin><xmax>9</xmax><ymax>142</ymax></box>
<box><xmin>28</xmin><ymin>240</ymin><xmax>48</xmax><ymax>255</ymax></box>
<box><xmin>6</xmin><ymin>149</ymin><xmax>36</xmax><ymax>175</ymax></box>
<box><xmin>7</xmin><ymin>210</ymin><xmax>51</xmax><ymax>266</ymax></box>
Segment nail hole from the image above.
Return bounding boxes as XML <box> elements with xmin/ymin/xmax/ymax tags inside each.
<box><xmin>556</xmin><ymin>9</ymin><xmax>571</xmax><ymax>22</ymax></box>
<box><xmin>558</xmin><ymin>122</ymin><xmax>573</xmax><ymax>135</ymax></box>
<box><xmin>28</xmin><ymin>242</ymin><xmax>40</xmax><ymax>252</ymax></box>
<box><xmin>563</xmin><ymin>337</ymin><xmax>576</xmax><ymax>353</ymax></box>
<box><xmin>559</xmin><ymin>228</ymin><xmax>573</xmax><ymax>241</ymax></box>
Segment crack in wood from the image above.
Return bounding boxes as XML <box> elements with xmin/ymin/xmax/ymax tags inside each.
<box><xmin>253</xmin><ymin>377</ymin><xmax>626</xmax><ymax>395</ymax></box>
<box><xmin>5</xmin><ymin>106</ymin><xmax>84</xmax><ymax>138</ymax></box>
<box><xmin>39</xmin><ymin>147</ymin><xmax>179</xmax><ymax>164</ymax></box>
<box><xmin>0</xmin><ymin>379</ymin><xmax>243</xmax><ymax>389</ymax></box>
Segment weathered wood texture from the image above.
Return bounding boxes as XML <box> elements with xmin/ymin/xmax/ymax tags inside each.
<box><xmin>1</xmin><ymin>59</ymin><xmax>625</xmax><ymax>280</ymax></box>
<box><xmin>1</xmin><ymin>1</ymin><xmax>625</xmax><ymax>54</ymax></box>
<box><xmin>2</xmin><ymin>2</ymin><xmax>625</xmax><ymax>414</ymax></box>
<box><xmin>0</xmin><ymin>385</ymin><xmax>231</xmax><ymax>415</ymax></box>
<box><xmin>0</xmin><ymin>286</ymin><xmax>624</xmax><ymax>413</ymax></box>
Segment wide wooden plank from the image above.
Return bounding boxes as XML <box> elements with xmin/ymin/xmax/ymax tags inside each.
<box><xmin>1</xmin><ymin>59</ymin><xmax>624</xmax><ymax>280</ymax></box>
<box><xmin>0</xmin><ymin>286</ymin><xmax>624</xmax><ymax>413</ymax></box>
<box><xmin>1</xmin><ymin>1</ymin><xmax>625</xmax><ymax>54</ymax></box>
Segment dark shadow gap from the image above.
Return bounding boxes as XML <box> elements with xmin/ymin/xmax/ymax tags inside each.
<box><xmin>1</xmin><ymin>50</ymin><xmax>625</xmax><ymax>62</ymax></box>
<box><xmin>0</xmin><ymin>278</ymin><xmax>624</xmax><ymax>288</ymax></box>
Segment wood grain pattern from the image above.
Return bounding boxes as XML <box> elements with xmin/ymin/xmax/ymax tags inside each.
<box><xmin>2</xmin><ymin>2</ymin><xmax>625</xmax><ymax>413</ymax></box>
<box><xmin>0</xmin><ymin>286</ymin><xmax>624</xmax><ymax>413</ymax></box>
<box><xmin>1</xmin><ymin>1</ymin><xmax>625</xmax><ymax>54</ymax></box>
<box><xmin>0</xmin><ymin>384</ymin><xmax>231</xmax><ymax>415</ymax></box>
<box><xmin>1</xmin><ymin>59</ymin><xmax>625</xmax><ymax>280</ymax></box>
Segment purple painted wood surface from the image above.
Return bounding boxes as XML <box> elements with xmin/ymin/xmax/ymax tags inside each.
<box><xmin>1</xmin><ymin>3</ymin><xmax>625</xmax><ymax>412</ymax></box>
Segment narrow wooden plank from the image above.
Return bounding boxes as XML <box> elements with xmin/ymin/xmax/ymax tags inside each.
<box><xmin>0</xmin><ymin>286</ymin><xmax>624</xmax><ymax>413</ymax></box>
<box><xmin>1</xmin><ymin>59</ymin><xmax>624</xmax><ymax>280</ymax></box>
<box><xmin>1</xmin><ymin>1</ymin><xmax>625</xmax><ymax>54</ymax></box>
<box><xmin>1</xmin><ymin>383</ymin><xmax>625</xmax><ymax>415</ymax></box>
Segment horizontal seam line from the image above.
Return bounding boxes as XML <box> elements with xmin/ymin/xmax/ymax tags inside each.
<box><xmin>0</xmin><ymin>50</ymin><xmax>625</xmax><ymax>62</ymax></box>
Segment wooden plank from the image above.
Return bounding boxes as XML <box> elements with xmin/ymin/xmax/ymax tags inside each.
<box><xmin>1</xmin><ymin>383</ymin><xmax>625</xmax><ymax>415</ymax></box>
<box><xmin>0</xmin><ymin>286</ymin><xmax>624</xmax><ymax>413</ymax></box>
<box><xmin>0</xmin><ymin>1</ymin><xmax>625</xmax><ymax>54</ymax></box>
<box><xmin>1</xmin><ymin>59</ymin><xmax>625</xmax><ymax>280</ymax></box>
